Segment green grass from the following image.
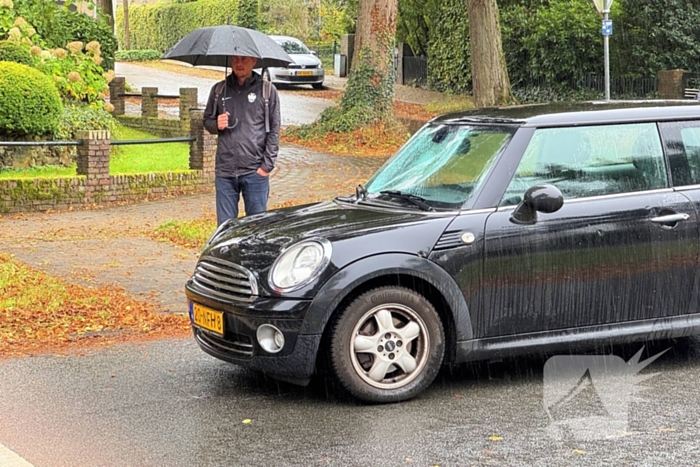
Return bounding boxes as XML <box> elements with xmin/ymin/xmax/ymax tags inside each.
<box><xmin>0</xmin><ymin>164</ymin><xmax>77</xmax><ymax>179</ymax></box>
<box><xmin>110</xmin><ymin>126</ymin><xmax>190</xmax><ymax>174</ymax></box>
<box><xmin>0</xmin><ymin>124</ymin><xmax>190</xmax><ymax>180</ymax></box>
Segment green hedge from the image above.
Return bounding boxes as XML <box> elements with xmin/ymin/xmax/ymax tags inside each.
<box><xmin>0</xmin><ymin>62</ymin><xmax>63</xmax><ymax>136</ymax></box>
<box><xmin>115</xmin><ymin>0</ymin><xmax>241</xmax><ymax>52</ymax></box>
<box><xmin>115</xmin><ymin>49</ymin><xmax>162</xmax><ymax>62</ymax></box>
<box><xmin>51</xmin><ymin>9</ymin><xmax>118</xmax><ymax>70</ymax></box>
<box><xmin>0</xmin><ymin>41</ymin><xmax>33</xmax><ymax>66</ymax></box>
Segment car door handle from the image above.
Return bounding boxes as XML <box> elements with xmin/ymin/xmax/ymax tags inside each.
<box><xmin>650</xmin><ymin>213</ymin><xmax>690</xmax><ymax>224</ymax></box>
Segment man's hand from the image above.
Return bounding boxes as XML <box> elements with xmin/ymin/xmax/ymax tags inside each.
<box><xmin>256</xmin><ymin>168</ymin><xmax>270</xmax><ymax>177</ymax></box>
<box><xmin>217</xmin><ymin>112</ymin><xmax>230</xmax><ymax>130</ymax></box>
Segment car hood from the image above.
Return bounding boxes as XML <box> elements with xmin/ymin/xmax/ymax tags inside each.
<box><xmin>201</xmin><ymin>200</ymin><xmax>455</xmax><ymax>281</ymax></box>
<box><xmin>290</xmin><ymin>54</ymin><xmax>321</xmax><ymax>67</ymax></box>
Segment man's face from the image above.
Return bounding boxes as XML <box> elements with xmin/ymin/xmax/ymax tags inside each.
<box><xmin>231</xmin><ymin>55</ymin><xmax>257</xmax><ymax>78</ymax></box>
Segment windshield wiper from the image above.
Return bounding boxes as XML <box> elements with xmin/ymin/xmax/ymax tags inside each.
<box><xmin>379</xmin><ymin>190</ymin><xmax>434</xmax><ymax>211</ymax></box>
<box><xmin>356</xmin><ymin>184</ymin><xmax>368</xmax><ymax>201</ymax></box>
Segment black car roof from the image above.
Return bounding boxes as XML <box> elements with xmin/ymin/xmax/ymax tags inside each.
<box><xmin>431</xmin><ymin>100</ymin><xmax>700</xmax><ymax>127</ymax></box>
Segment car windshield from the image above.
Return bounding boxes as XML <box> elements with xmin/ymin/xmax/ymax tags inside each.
<box><xmin>363</xmin><ymin>123</ymin><xmax>515</xmax><ymax>210</ymax></box>
<box><xmin>275</xmin><ymin>39</ymin><xmax>310</xmax><ymax>55</ymax></box>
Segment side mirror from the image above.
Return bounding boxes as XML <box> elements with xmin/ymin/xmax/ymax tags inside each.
<box><xmin>310</xmin><ymin>50</ymin><xmax>317</xmax><ymax>56</ymax></box>
<box><xmin>510</xmin><ymin>184</ymin><xmax>564</xmax><ymax>225</ymax></box>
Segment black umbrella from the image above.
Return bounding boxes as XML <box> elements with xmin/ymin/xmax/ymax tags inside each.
<box><xmin>162</xmin><ymin>25</ymin><xmax>293</xmax><ymax>70</ymax></box>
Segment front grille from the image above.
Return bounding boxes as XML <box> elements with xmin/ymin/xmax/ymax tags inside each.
<box><xmin>192</xmin><ymin>256</ymin><xmax>258</xmax><ymax>302</ymax></box>
<box><xmin>288</xmin><ymin>64</ymin><xmax>319</xmax><ymax>69</ymax></box>
<box><xmin>198</xmin><ymin>330</ymin><xmax>253</xmax><ymax>357</ymax></box>
<box><xmin>278</xmin><ymin>75</ymin><xmax>322</xmax><ymax>83</ymax></box>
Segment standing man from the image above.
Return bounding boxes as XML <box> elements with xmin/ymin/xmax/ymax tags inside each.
<box><xmin>203</xmin><ymin>55</ymin><xmax>281</xmax><ymax>226</ymax></box>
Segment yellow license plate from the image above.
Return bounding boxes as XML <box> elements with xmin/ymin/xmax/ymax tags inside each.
<box><xmin>297</xmin><ymin>71</ymin><xmax>313</xmax><ymax>76</ymax></box>
<box><xmin>192</xmin><ymin>303</ymin><xmax>224</xmax><ymax>336</ymax></box>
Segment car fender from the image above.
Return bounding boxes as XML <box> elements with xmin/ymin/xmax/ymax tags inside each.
<box><xmin>299</xmin><ymin>253</ymin><xmax>474</xmax><ymax>342</ymax></box>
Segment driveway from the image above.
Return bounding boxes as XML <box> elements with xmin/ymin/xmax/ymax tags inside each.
<box><xmin>114</xmin><ymin>62</ymin><xmax>336</xmax><ymax>126</ymax></box>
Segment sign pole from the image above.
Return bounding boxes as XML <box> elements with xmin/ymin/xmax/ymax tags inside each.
<box><xmin>604</xmin><ymin>10</ymin><xmax>610</xmax><ymax>101</ymax></box>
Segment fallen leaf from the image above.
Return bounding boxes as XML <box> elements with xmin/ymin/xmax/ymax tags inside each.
<box><xmin>242</xmin><ymin>419</ymin><xmax>252</xmax><ymax>424</ymax></box>
<box><xmin>573</xmin><ymin>449</ymin><xmax>586</xmax><ymax>455</ymax></box>
<box><xmin>454</xmin><ymin>393</ymin><xmax>463</xmax><ymax>398</ymax></box>
<box><xmin>489</xmin><ymin>436</ymin><xmax>503</xmax><ymax>441</ymax></box>
<box><xmin>659</xmin><ymin>427</ymin><xmax>676</xmax><ymax>432</ymax></box>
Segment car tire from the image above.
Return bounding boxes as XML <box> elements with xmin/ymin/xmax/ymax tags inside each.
<box><xmin>312</xmin><ymin>82</ymin><xmax>324</xmax><ymax>90</ymax></box>
<box><xmin>262</xmin><ymin>68</ymin><xmax>270</xmax><ymax>82</ymax></box>
<box><xmin>329</xmin><ymin>286</ymin><xmax>445</xmax><ymax>403</ymax></box>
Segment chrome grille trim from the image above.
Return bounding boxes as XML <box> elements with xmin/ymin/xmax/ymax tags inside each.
<box><xmin>192</xmin><ymin>256</ymin><xmax>258</xmax><ymax>302</ymax></box>
<box><xmin>198</xmin><ymin>330</ymin><xmax>253</xmax><ymax>357</ymax></box>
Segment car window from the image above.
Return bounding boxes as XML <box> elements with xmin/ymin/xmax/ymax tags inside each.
<box><xmin>659</xmin><ymin>122</ymin><xmax>700</xmax><ymax>186</ymax></box>
<box><xmin>500</xmin><ymin>123</ymin><xmax>668</xmax><ymax>206</ymax></box>
<box><xmin>275</xmin><ymin>39</ymin><xmax>310</xmax><ymax>54</ymax></box>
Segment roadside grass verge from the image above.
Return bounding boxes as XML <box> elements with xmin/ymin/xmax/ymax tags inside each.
<box><xmin>0</xmin><ymin>253</ymin><xmax>189</xmax><ymax>357</ymax></box>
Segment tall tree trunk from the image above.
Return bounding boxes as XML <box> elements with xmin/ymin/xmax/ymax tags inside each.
<box><xmin>97</xmin><ymin>0</ymin><xmax>115</xmax><ymax>30</ymax></box>
<box><xmin>123</xmin><ymin>0</ymin><xmax>130</xmax><ymax>50</ymax></box>
<box><xmin>340</xmin><ymin>0</ymin><xmax>397</xmax><ymax>121</ymax></box>
<box><xmin>466</xmin><ymin>0</ymin><xmax>513</xmax><ymax>107</ymax></box>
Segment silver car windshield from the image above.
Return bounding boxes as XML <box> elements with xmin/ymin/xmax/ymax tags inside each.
<box><xmin>276</xmin><ymin>39</ymin><xmax>310</xmax><ymax>55</ymax></box>
<box><xmin>364</xmin><ymin>123</ymin><xmax>515</xmax><ymax>210</ymax></box>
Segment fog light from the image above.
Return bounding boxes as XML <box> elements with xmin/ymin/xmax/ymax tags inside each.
<box><xmin>256</xmin><ymin>324</ymin><xmax>285</xmax><ymax>354</ymax></box>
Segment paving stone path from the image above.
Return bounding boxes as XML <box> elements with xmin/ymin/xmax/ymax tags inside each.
<box><xmin>0</xmin><ymin>145</ymin><xmax>386</xmax><ymax>314</ymax></box>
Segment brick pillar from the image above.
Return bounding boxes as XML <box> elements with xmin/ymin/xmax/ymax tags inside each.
<box><xmin>179</xmin><ymin>88</ymin><xmax>198</xmax><ymax>133</ymax></box>
<box><xmin>189</xmin><ymin>109</ymin><xmax>216</xmax><ymax>180</ymax></box>
<box><xmin>76</xmin><ymin>130</ymin><xmax>111</xmax><ymax>195</ymax></box>
<box><xmin>108</xmin><ymin>77</ymin><xmax>125</xmax><ymax>116</ymax></box>
<box><xmin>142</xmin><ymin>87</ymin><xmax>158</xmax><ymax>118</ymax></box>
<box><xmin>657</xmin><ymin>70</ymin><xmax>686</xmax><ymax>99</ymax></box>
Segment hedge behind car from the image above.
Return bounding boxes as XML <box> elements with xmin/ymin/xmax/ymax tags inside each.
<box><xmin>0</xmin><ymin>61</ymin><xmax>63</xmax><ymax>136</ymax></box>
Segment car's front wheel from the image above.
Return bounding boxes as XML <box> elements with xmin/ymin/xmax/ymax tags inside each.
<box><xmin>312</xmin><ymin>82</ymin><xmax>324</xmax><ymax>90</ymax></box>
<box><xmin>330</xmin><ymin>286</ymin><xmax>445</xmax><ymax>403</ymax></box>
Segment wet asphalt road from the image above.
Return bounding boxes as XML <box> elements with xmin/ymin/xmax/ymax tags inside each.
<box><xmin>2</xmin><ymin>337</ymin><xmax>700</xmax><ymax>466</ymax></box>
<box><xmin>114</xmin><ymin>62</ymin><xmax>336</xmax><ymax>127</ymax></box>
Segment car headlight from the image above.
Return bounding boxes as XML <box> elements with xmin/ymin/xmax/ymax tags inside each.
<box><xmin>269</xmin><ymin>239</ymin><xmax>332</xmax><ymax>292</ymax></box>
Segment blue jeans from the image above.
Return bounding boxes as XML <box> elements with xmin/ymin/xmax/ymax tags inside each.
<box><xmin>215</xmin><ymin>173</ymin><xmax>270</xmax><ymax>225</ymax></box>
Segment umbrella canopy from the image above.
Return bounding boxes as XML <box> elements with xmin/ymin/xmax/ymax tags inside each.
<box><xmin>162</xmin><ymin>25</ymin><xmax>293</xmax><ymax>69</ymax></box>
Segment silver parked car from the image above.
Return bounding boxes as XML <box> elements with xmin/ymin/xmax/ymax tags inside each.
<box><xmin>260</xmin><ymin>35</ymin><xmax>324</xmax><ymax>89</ymax></box>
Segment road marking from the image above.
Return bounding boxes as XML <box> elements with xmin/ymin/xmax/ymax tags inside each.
<box><xmin>0</xmin><ymin>443</ymin><xmax>33</xmax><ymax>467</ymax></box>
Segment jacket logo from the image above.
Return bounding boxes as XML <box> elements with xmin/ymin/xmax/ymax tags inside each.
<box><xmin>248</xmin><ymin>93</ymin><xmax>257</xmax><ymax>103</ymax></box>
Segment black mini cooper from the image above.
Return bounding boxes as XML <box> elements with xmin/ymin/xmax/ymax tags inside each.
<box><xmin>186</xmin><ymin>101</ymin><xmax>700</xmax><ymax>403</ymax></box>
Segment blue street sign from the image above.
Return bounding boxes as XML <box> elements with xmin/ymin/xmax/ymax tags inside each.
<box><xmin>602</xmin><ymin>20</ymin><xmax>613</xmax><ymax>36</ymax></box>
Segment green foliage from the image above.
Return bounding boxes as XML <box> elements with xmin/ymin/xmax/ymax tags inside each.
<box><xmin>54</xmin><ymin>103</ymin><xmax>115</xmax><ymax>141</ymax></box>
<box><xmin>115</xmin><ymin>49</ymin><xmax>161</xmax><ymax>62</ymax></box>
<box><xmin>0</xmin><ymin>39</ymin><xmax>31</xmax><ymax>64</ymax></box>
<box><xmin>52</xmin><ymin>8</ymin><xmax>117</xmax><ymax>70</ymax></box>
<box><xmin>261</xmin><ymin>0</ymin><xmax>312</xmax><ymax>41</ymax></box>
<box><xmin>319</xmin><ymin>0</ymin><xmax>355</xmax><ymax>41</ymax></box>
<box><xmin>0</xmin><ymin>0</ymin><xmax>60</xmax><ymax>46</ymax></box>
<box><xmin>237</xmin><ymin>0</ymin><xmax>258</xmax><ymax>30</ymax></box>
<box><xmin>425</xmin><ymin>0</ymin><xmax>470</xmax><ymax>94</ymax></box>
<box><xmin>115</xmin><ymin>0</ymin><xmax>241</xmax><ymax>52</ymax></box>
<box><xmin>612</xmin><ymin>0</ymin><xmax>700</xmax><ymax>76</ymax></box>
<box><xmin>0</xmin><ymin>61</ymin><xmax>62</xmax><ymax>136</ymax></box>
<box><xmin>33</xmin><ymin>41</ymin><xmax>110</xmax><ymax>104</ymax></box>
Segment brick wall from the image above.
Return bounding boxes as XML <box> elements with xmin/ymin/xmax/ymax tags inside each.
<box><xmin>0</xmin><ymin>109</ymin><xmax>217</xmax><ymax>214</ymax></box>
<box><xmin>658</xmin><ymin>70</ymin><xmax>685</xmax><ymax>99</ymax></box>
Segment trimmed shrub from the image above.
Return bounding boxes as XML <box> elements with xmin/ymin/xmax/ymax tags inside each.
<box><xmin>0</xmin><ymin>40</ymin><xmax>32</xmax><ymax>65</ymax></box>
<box><xmin>115</xmin><ymin>49</ymin><xmax>162</xmax><ymax>62</ymax></box>
<box><xmin>51</xmin><ymin>9</ymin><xmax>118</xmax><ymax>70</ymax></box>
<box><xmin>55</xmin><ymin>103</ymin><xmax>115</xmax><ymax>141</ymax></box>
<box><xmin>0</xmin><ymin>61</ymin><xmax>62</xmax><ymax>136</ymax></box>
